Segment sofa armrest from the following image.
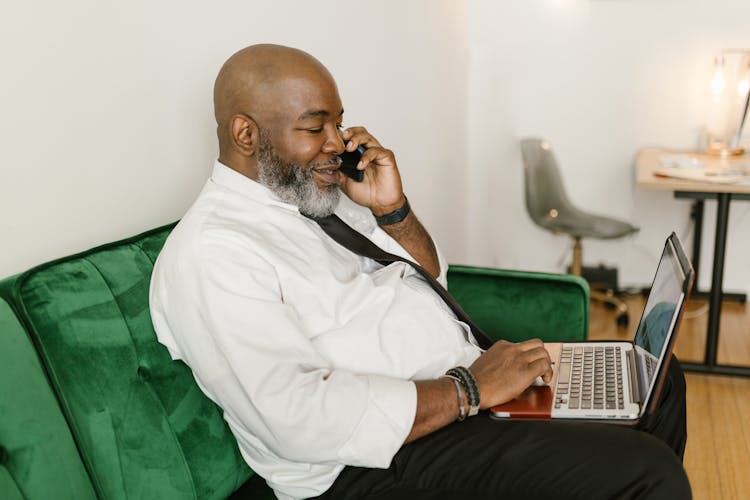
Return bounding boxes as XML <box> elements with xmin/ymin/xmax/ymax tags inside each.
<box><xmin>0</xmin><ymin>294</ymin><xmax>97</xmax><ymax>500</ymax></box>
<box><xmin>447</xmin><ymin>265</ymin><xmax>589</xmax><ymax>343</ymax></box>
<box><xmin>0</xmin><ymin>225</ymin><xmax>259</xmax><ymax>500</ymax></box>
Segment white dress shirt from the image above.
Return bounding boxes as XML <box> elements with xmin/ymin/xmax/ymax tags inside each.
<box><xmin>149</xmin><ymin>161</ymin><xmax>482</xmax><ymax>500</ymax></box>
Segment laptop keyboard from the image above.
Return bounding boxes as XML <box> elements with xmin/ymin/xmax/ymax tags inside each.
<box><xmin>555</xmin><ymin>346</ymin><xmax>625</xmax><ymax>411</ymax></box>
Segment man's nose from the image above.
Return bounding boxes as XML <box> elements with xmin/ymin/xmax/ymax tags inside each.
<box><xmin>322</xmin><ymin>126</ymin><xmax>345</xmax><ymax>155</ymax></box>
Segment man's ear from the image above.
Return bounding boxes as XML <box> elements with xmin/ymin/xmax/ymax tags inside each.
<box><xmin>230</xmin><ymin>114</ymin><xmax>259</xmax><ymax>157</ymax></box>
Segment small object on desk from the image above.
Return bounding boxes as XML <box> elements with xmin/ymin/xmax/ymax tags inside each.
<box><xmin>704</xmin><ymin>166</ymin><xmax>750</xmax><ymax>176</ymax></box>
<box><xmin>658</xmin><ymin>156</ymin><xmax>704</xmax><ymax>169</ymax></box>
<box><xmin>653</xmin><ymin>166</ymin><xmax>748</xmax><ymax>184</ymax></box>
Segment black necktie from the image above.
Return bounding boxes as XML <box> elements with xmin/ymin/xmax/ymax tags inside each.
<box><xmin>305</xmin><ymin>213</ymin><xmax>494</xmax><ymax>350</ymax></box>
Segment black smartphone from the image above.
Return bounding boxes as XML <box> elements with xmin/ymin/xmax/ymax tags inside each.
<box><xmin>339</xmin><ymin>144</ymin><xmax>366</xmax><ymax>182</ymax></box>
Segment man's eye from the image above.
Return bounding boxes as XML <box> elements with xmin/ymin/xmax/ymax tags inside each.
<box><xmin>306</xmin><ymin>128</ymin><xmax>323</xmax><ymax>134</ymax></box>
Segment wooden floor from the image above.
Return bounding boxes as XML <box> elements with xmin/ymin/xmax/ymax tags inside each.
<box><xmin>589</xmin><ymin>294</ymin><xmax>750</xmax><ymax>500</ymax></box>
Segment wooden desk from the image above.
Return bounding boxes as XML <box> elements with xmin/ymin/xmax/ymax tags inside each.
<box><xmin>637</xmin><ymin>149</ymin><xmax>750</xmax><ymax>194</ymax></box>
<box><xmin>637</xmin><ymin>149</ymin><xmax>750</xmax><ymax>377</ymax></box>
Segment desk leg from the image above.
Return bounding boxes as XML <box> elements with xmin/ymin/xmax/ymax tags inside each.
<box><xmin>683</xmin><ymin>193</ymin><xmax>749</xmax><ymax>375</ymax></box>
<box><xmin>690</xmin><ymin>200</ymin><xmax>704</xmax><ymax>294</ymax></box>
<box><xmin>674</xmin><ymin>192</ymin><xmax>745</xmax><ymax>302</ymax></box>
<box><xmin>704</xmin><ymin>193</ymin><xmax>730</xmax><ymax>368</ymax></box>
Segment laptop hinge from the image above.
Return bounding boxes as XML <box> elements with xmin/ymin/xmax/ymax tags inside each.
<box><xmin>627</xmin><ymin>348</ymin><xmax>643</xmax><ymax>404</ymax></box>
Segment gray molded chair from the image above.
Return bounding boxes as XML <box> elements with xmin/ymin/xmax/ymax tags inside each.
<box><xmin>520</xmin><ymin>138</ymin><xmax>639</xmax><ymax>326</ymax></box>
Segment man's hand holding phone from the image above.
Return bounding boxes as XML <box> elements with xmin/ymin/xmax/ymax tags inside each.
<box><xmin>337</xmin><ymin>127</ymin><xmax>406</xmax><ymax>218</ymax></box>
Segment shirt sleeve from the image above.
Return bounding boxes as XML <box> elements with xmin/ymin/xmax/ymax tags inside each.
<box><xmin>165</xmin><ymin>231</ymin><xmax>417</xmax><ymax>469</ymax></box>
<box><xmin>370</xmin><ymin>226</ymin><xmax>450</xmax><ymax>288</ymax></box>
<box><xmin>336</xmin><ymin>194</ymin><xmax>449</xmax><ymax>287</ymax></box>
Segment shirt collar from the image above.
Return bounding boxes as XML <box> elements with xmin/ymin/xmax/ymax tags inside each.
<box><xmin>210</xmin><ymin>160</ymin><xmax>300</xmax><ymax>212</ymax></box>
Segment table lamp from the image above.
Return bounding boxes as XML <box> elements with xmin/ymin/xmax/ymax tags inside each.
<box><xmin>706</xmin><ymin>49</ymin><xmax>750</xmax><ymax>156</ymax></box>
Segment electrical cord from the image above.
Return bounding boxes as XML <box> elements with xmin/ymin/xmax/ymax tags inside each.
<box><xmin>683</xmin><ymin>303</ymin><xmax>709</xmax><ymax>319</ymax></box>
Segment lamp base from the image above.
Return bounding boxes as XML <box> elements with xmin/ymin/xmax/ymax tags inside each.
<box><xmin>705</xmin><ymin>143</ymin><xmax>745</xmax><ymax>156</ymax></box>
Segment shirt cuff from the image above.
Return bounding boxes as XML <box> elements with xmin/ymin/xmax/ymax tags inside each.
<box><xmin>435</xmin><ymin>249</ymin><xmax>449</xmax><ymax>288</ymax></box>
<box><xmin>370</xmin><ymin>226</ymin><xmax>415</xmax><ymax>261</ymax></box>
<box><xmin>337</xmin><ymin>375</ymin><xmax>416</xmax><ymax>468</ymax></box>
<box><xmin>370</xmin><ymin>227</ymin><xmax>449</xmax><ymax>287</ymax></box>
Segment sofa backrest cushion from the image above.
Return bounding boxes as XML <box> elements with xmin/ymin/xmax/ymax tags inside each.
<box><xmin>8</xmin><ymin>224</ymin><xmax>253</xmax><ymax>499</ymax></box>
<box><xmin>0</xmin><ymin>297</ymin><xmax>97</xmax><ymax>500</ymax></box>
<box><xmin>447</xmin><ymin>266</ymin><xmax>588</xmax><ymax>342</ymax></box>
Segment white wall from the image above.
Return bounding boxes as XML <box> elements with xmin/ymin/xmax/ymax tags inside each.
<box><xmin>0</xmin><ymin>0</ymin><xmax>468</xmax><ymax>278</ymax></box>
<box><xmin>466</xmin><ymin>0</ymin><xmax>750</xmax><ymax>293</ymax></box>
<box><xmin>3</xmin><ymin>0</ymin><xmax>749</xmax><ymax>296</ymax></box>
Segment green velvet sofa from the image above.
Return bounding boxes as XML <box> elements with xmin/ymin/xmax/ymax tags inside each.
<box><xmin>0</xmin><ymin>222</ymin><xmax>589</xmax><ymax>499</ymax></box>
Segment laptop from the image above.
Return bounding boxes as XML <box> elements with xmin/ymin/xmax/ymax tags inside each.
<box><xmin>491</xmin><ymin>232</ymin><xmax>694</xmax><ymax>425</ymax></box>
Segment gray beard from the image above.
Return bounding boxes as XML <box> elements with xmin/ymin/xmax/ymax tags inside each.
<box><xmin>256</xmin><ymin>130</ymin><xmax>341</xmax><ymax>218</ymax></box>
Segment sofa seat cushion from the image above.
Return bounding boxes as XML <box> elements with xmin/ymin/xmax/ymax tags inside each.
<box><xmin>10</xmin><ymin>224</ymin><xmax>256</xmax><ymax>499</ymax></box>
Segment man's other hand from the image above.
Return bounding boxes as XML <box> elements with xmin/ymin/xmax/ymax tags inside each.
<box><xmin>469</xmin><ymin>339</ymin><xmax>553</xmax><ymax>409</ymax></box>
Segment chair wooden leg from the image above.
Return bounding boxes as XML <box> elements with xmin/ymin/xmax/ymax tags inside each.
<box><xmin>571</xmin><ymin>237</ymin><xmax>582</xmax><ymax>276</ymax></box>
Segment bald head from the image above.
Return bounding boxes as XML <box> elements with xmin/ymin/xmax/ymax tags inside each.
<box><xmin>213</xmin><ymin>44</ymin><xmax>339</xmax><ymax>164</ymax></box>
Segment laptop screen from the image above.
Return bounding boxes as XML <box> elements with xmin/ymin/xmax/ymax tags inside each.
<box><xmin>634</xmin><ymin>238</ymin><xmax>686</xmax><ymax>388</ymax></box>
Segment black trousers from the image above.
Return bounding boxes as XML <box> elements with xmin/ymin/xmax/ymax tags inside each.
<box><xmin>311</xmin><ymin>357</ymin><xmax>690</xmax><ymax>500</ymax></box>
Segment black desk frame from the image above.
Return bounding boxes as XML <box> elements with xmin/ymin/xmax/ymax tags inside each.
<box><xmin>675</xmin><ymin>191</ymin><xmax>750</xmax><ymax>377</ymax></box>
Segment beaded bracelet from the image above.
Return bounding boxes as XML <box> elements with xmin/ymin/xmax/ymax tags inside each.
<box><xmin>446</xmin><ymin>366</ymin><xmax>480</xmax><ymax>417</ymax></box>
<box><xmin>443</xmin><ymin>375</ymin><xmax>467</xmax><ymax>421</ymax></box>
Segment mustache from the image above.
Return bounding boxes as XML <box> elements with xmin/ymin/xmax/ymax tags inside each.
<box><xmin>310</xmin><ymin>157</ymin><xmax>343</xmax><ymax>170</ymax></box>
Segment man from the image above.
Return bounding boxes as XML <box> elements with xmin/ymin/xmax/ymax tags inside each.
<box><xmin>150</xmin><ymin>44</ymin><xmax>691</xmax><ymax>499</ymax></box>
